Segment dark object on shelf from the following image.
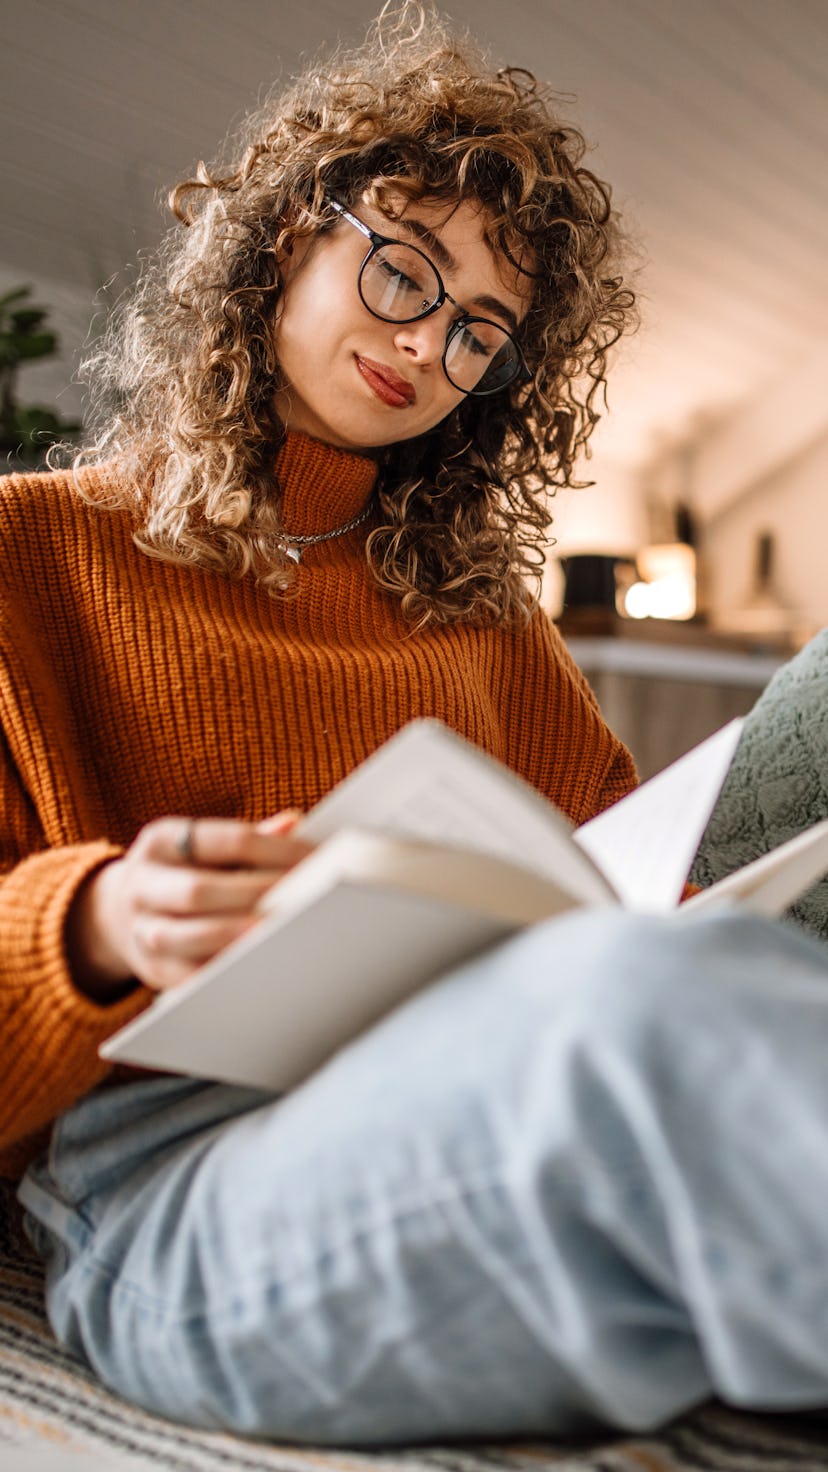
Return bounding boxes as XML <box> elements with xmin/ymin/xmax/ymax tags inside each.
<box><xmin>674</xmin><ymin>501</ymin><xmax>696</xmax><ymax>548</ymax></box>
<box><xmin>561</xmin><ymin>554</ymin><xmax>619</xmax><ymax>609</ymax></box>
<box><xmin>712</xmin><ymin>528</ymin><xmax>797</xmax><ymax>653</ymax></box>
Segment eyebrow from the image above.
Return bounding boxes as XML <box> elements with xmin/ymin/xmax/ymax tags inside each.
<box><xmin>401</xmin><ymin>217</ymin><xmax>521</xmax><ymax>336</ymax></box>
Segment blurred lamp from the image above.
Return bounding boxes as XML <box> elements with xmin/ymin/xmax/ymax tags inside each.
<box><xmin>624</xmin><ymin>542</ymin><xmax>696</xmax><ymax>621</ymax></box>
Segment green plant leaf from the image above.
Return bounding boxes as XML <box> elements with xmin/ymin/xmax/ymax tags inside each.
<box><xmin>0</xmin><ymin>331</ymin><xmax>58</xmax><ymax>366</ymax></box>
<box><xmin>17</xmin><ymin>405</ymin><xmax>81</xmax><ymax>438</ymax></box>
<box><xmin>0</xmin><ymin>286</ymin><xmax>78</xmax><ymax>447</ymax></box>
<box><xmin>9</xmin><ymin>308</ymin><xmax>48</xmax><ymax>334</ymax></box>
<box><xmin>0</xmin><ymin>286</ymin><xmax>33</xmax><ymax>315</ymax></box>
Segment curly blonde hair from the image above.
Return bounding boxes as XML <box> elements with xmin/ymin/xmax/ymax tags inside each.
<box><xmin>78</xmin><ymin>2</ymin><xmax>635</xmax><ymax>627</ymax></box>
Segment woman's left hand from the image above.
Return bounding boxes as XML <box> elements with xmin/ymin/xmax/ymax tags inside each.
<box><xmin>67</xmin><ymin>811</ymin><xmax>313</xmax><ymax>1001</ymax></box>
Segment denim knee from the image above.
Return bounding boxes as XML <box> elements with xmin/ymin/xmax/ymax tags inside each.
<box><xmin>520</xmin><ymin>904</ymin><xmax>813</xmax><ymax>1017</ymax></box>
<box><xmin>489</xmin><ymin>907</ymin><xmax>810</xmax><ymax>1104</ymax></box>
<box><xmin>490</xmin><ymin>907</ymin><xmax>706</xmax><ymax>1042</ymax></box>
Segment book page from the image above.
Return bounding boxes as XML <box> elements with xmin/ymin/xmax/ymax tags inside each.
<box><xmin>574</xmin><ymin>719</ymin><xmax>745</xmax><ymax>912</ymax></box>
<box><xmin>261</xmin><ymin>829</ymin><xmax>585</xmax><ymax>930</ymax></box>
<box><xmin>300</xmin><ymin>721</ymin><xmax>615</xmax><ymax>904</ymax></box>
<box><xmin>683</xmin><ymin>817</ymin><xmax>828</xmax><ymax>917</ymax></box>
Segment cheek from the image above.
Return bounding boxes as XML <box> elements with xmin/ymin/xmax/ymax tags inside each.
<box><xmin>420</xmin><ymin>377</ymin><xmax>466</xmax><ymax>427</ymax></box>
<box><xmin>274</xmin><ymin>255</ymin><xmax>332</xmax><ymax>358</ymax></box>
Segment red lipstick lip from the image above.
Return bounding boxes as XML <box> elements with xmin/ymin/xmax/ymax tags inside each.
<box><xmin>356</xmin><ymin>356</ymin><xmax>416</xmax><ymax>406</ymax></box>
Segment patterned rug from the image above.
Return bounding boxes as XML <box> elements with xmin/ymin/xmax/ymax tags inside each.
<box><xmin>2</xmin><ymin>1187</ymin><xmax>827</xmax><ymax>1471</ymax></box>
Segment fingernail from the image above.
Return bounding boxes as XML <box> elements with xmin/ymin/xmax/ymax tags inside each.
<box><xmin>257</xmin><ymin>809</ymin><xmax>302</xmax><ymax>834</ymax></box>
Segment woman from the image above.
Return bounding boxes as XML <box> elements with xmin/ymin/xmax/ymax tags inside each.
<box><xmin>0</xmin><ymin>3</ymin><xmax>635</xmax><ymax>1138</ymax></box>
<box><xmin>7</xmin><ymin>2</ymin><xmax>828</xmax><ymax>1449</ymax></box>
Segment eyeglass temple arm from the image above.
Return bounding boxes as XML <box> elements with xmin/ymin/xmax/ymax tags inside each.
<box><xmin>329</xmin><ymin>199</ymin><xmax>379</xmax><ymax>244</ymax></box>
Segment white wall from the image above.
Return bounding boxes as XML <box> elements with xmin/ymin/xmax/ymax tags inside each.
<box><xmin>625</xmin><ymin>345</ymin><xmax>828</xmax><ymax>643</ymax></box>
<box><xmin>547</xmin><ymin>458</ymin><xmax>647</xmax><ymax>558</ymax></box>
<box><xmin>701</xmin><ymin>428</ymin><xmax>828</xmax><ymax>641</ymax></box>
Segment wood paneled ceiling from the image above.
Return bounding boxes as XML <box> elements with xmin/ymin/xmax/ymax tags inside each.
<box><xmin>2</xmin><ymin>0</ymin><xmax>826</xmax><ymax>469</ymax></box>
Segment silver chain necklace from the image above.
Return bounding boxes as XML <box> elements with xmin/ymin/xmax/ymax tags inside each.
<box><xmin>280</xmin><ymin>500</ymin><xmax>373</xmax><ymax>564</ymax></box>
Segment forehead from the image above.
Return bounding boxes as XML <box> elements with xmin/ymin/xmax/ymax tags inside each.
<box><xmin>362</xmin><ymin>193</ymin><xmax>534</xmax><ymax>321</ymax></box>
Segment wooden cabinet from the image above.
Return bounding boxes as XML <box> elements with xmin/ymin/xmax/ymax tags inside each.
<box><xmin>564</xmin><ymin>637</ymin><xmax>783</xmax><ymax>779</ymax></box>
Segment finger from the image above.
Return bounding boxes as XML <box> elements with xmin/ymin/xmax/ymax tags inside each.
<box><xmin>257</xmin><ymin>810</ymin><xmax>302</xmax><ymax>836</ymax></box>
<box><xmin>137</xmin><ymin>862</ymin><xmax>293</xmax><ymax>918</ymax></box>
<box><xmin>134</xmin><ymin>816</ymin><xmax>313</xmax><ymax>872</ymax></box>
<box><xmin>190</xmin><ymin>820</ymin><xmax>313</xmax><ymax>870</ymax></box>
<box><xmin>175</xmin><ymin>818</ymin><xmax>195</xmax><ymax>866</ymax></box>
<box><xmin>133</xmin><ymin>910</ymin><xmax>257</xmax><ymax>971</ymax></box>
<box><xmin>138</xmin><ymin>957</ymin><xmax>201</xmax><ymax>993</ymax></box>
<box><xmin>134</xmin><ymin>948</ymin><xmax>226</xmax><ymax>994</ymax></box>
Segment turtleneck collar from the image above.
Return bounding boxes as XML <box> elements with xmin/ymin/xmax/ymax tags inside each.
<box><xmin>275</xmin><ymin>431</ymin><xmax>378</xmax><ymax>539</ymax></box>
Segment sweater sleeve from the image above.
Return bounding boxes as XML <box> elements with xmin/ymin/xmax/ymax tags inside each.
<box><xmin>0</xmin><ymin>753</ymin><xmax>148</xmax><ymax>1162</ymax></box>
<box><xmin>510</xmin><ymin>612</ymin><xmax>637</xmax><ymax>824</ymax></box>
<box><xmin>588</xmin><ymin>729</ymin><xmax>638</xmax><ymax>817</ymax></box>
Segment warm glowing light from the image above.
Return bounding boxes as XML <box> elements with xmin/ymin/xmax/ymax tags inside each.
<box><xmin>623</xmin><ymin>543</ymin><xmax>697</xmax><ymax>621</ymax></box>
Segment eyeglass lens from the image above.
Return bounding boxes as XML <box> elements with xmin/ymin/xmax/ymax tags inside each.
<box><xmin>360</xmin><ymin>243</ymin><xmax>521</xmax><ymax>396</ymax></box>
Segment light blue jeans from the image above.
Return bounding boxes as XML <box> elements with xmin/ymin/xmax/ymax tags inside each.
<box><xmin>19</xmin><ymin>909</ymin><xmax>828</xmax><ymax>1445</ymax></box>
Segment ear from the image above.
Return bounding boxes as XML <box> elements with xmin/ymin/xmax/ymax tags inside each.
<box><xmin>278</xmin><ymin>230</ymin><xmax>316</xmax><ymax>284</ymax></box>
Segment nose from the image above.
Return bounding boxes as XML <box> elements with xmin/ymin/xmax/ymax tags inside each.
<box><xmin>392</xmin><ymin>309</ymin><xmax>447</xmax><ymax>368</ymax></box>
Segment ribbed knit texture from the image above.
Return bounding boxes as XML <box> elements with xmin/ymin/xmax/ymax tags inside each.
<box><xmin>0</xmin><ymin>433</ymin><xmax>635</xmax><ymax>1177</ymax></box>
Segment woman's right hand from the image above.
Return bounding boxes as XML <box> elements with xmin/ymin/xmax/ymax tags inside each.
<box><xmin>67</xmin><ymin>813</ymin><xmax>312</xmax><ymax>1002</ymax></box>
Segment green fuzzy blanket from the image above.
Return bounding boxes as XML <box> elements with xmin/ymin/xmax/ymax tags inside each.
<box><xmin>691</xmin><ymin>628</ymin><xmax>828</xmax><ymax>942</ymax></box>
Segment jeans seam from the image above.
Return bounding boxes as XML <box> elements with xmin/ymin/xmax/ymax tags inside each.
<box><xmin>73</xmin><ymin>1163</ymin><xmax>520</xmax><ymax>1328</ymax></box>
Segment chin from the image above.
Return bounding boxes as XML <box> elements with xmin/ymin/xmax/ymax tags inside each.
<box><xmin>282</xmin><ymin>397</ymin><xmax>445</xmax><ymax>452</ymax></box>
<box><xmin>322</xmin><ymin>420</ymin><xmax>422</xmax><ymax>453</ymax></box>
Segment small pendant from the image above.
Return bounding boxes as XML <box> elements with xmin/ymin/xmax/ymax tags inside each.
<box><xmin>284</xmin><ymin>545</ymin><xmax>302</xmax><ymax>565</ymax></box>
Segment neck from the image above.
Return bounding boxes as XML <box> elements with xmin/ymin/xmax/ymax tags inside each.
<box><xmin>275</xmin><ymin>431</ymin><xmax>378</xmax><ymax>538</ymax></box>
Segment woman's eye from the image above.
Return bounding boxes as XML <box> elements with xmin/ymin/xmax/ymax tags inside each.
<box><xmin>379</xmin><ymin>260</ymin><xmax>420</xmax><ymax>294</ymax></box>
<box><xmin>458</xmin><ymin>324</ymin><xmax>493</xmax><ymax>358</ymax></box>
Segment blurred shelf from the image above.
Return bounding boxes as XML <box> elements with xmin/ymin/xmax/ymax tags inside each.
<box><xmin>556</xmin><ymin>607</ymin><xmax>799</xmax><ymax>658</ymax></box>
<box><xmin>559</xmin><ymin>624</ymin><xmax>785</xmax><ymax>780</ymax></box>
<box><xmin>564</xmin><ymin>636</ymin><xmax>784</xmax><ymax>689</ymax></box>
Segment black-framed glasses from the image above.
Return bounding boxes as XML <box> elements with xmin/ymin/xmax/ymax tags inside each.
<box><xmin>330</xmin><ymin>200</ymin><xmax>529</xmax><ymax>397</ymax></box>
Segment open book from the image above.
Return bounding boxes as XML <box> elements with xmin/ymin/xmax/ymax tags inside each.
<box><xmin>101</xmin><ymin>718</ymin><xmax>828</xmax><ymax>1091</ymax></box>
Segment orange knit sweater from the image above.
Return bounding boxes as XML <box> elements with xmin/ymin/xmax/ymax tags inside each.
<box><xmin>0</xmin><ymin>432</ymin><xmax>635</xmax><ymax>1178</ymax></box>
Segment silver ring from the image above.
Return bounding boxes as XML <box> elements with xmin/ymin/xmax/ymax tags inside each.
<box><xmin>176</xmin><ymin>819</ymin><xmax>195</xmax><ymax>865</ymax></box>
